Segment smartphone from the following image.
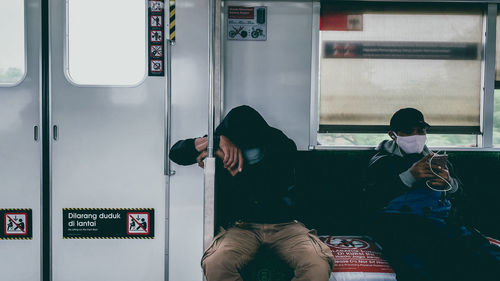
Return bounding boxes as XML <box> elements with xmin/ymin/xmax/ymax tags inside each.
<box><xmin>430</xmin><ymin>154</ymin><xmax>448</xmax><ymax>168</ymax></box>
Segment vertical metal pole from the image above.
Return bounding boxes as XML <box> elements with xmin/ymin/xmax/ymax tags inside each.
<box><xmin>41</xmin><ymin>0</ymin><xmax>51</xmax><ymax>280</ymax></box>
<box><xmin>165</xmin><ymin>44</ymin><xmax>175</xmax><ymax>176</ymax></box>
<box><xmin>204</xmin><ymin>0</ymin><xmax>221</xmax><ymax>254</ymax></box>
<box><xmin>165</xmin><ymin>1</ymin><xmax>176</xmax><ymax>280</ymax></box>
<box><xmin>309</xmin><ymin>1</ymin><xmax>321</xmax><ymax>150</ymax></box>
<box><xmin>483</xmin><ymin>4</ymin><xmax>497</xmax><ymax>148</ymax></box>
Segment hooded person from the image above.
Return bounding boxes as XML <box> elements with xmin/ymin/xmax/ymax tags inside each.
<box><xmin>169</xmin><ymin>105</ymin><xmax>334</xmax><ymax>281</ymax></box>
<box><xmin>365</xmin><ymin>108</ymin><xmax>500</xmax><ymax>281</ymax></box>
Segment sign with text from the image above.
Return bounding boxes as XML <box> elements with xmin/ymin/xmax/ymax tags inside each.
<box><xmin>63</xmin><ymin>208</ymin><xmax>154</xmax><ymax>239</ymax></box>
<box><xmin>227</xmin><ymin>6</ymin><xmax>267</xmax><ymax>41</ymax></box>
<box><xmin>0</xmin><ymin>209</ymin><xmax>32</xmax><ymax>240</ymax></box>
<box><xmin>320</xmin><ymin>235</ymin><xmax>395</xmax><ymax>274</ymax></box>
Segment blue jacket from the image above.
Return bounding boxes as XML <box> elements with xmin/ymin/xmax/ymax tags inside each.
<box><xmin>367</xmin><ymin>140</ymin><xmax>461</xmax><ymax>219</ymax></box>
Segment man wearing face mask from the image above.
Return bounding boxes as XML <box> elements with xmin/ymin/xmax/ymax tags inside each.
<box><xmin>170</xmin><ymin>105</ymin><xmax>334</xmax><ymax>281</ymax></box>
<box><xmin>365</xmin><ymin>108</ymin><xmax>500</xmax><ymax>281</ymax></box>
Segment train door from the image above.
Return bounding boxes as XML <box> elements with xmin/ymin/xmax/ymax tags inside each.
<box><xmin>50</xmin><ymin>1</ymin><xmax>166</xmax><ymax>280</ymax></box>
<box><xmin>0</xmin><ymin>0</ymin><xmax>42</xmax><ymax>280</ymax></box>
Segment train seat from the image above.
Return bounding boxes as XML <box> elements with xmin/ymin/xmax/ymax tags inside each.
<box><xmin>232</xmin><ymin>150</ymin><xmax>500</xmax><ymax>281</ymax></box>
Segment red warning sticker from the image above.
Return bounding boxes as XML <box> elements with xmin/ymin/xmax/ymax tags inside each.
<box><xmin>150</xmin><ymin>60</ymin><xmax>163</xmax><ymax>72</ymax></box>
<box><xmin>320</xmin><ymin>236</ymin><xmax>395</xmax><ymax>273</ymax></box>
<box><xmin>4</xmin><ymin>213</ymin><xmax>28</xmax><ymax>236</ymax></box>
<box><xmin>127</xmin><ymin>212</ymin><xmax>150</xmax><ymax>235</ymax></box>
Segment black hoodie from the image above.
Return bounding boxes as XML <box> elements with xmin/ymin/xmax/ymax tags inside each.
<box><xmin>170</xmin><ymin>105</ymin><xmax>298</xmax><ymax>226</ymax></box>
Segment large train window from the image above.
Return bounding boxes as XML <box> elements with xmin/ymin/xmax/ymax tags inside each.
<box><xmin>66</xmin><ymin>0</ymin><xmax>146</xmax><ymax>86</ymax></box>
<box><xmin>0</xmin><ymin>0</ymin><xmax>25</xmax><ymax>86</ymax></box>
<box><xmin>317</xmin><ymin>4</ymin><xmax>482</xmax><ymax>147</ymax></box>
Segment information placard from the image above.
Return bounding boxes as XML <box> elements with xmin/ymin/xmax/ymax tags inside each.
<box><xmin>63</xmin><ymin>208</ymin><xmax>154</xmax><ymax>239</ymax></box>
<box><xmin>227</xmin><ymin>6</ymin><xmax>267</xmax><ymax>41</ymax></box>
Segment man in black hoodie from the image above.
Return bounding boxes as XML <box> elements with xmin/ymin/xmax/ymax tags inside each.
<box><xmin>170</xmin><ymin>105</ymin><xmax>333</xmax><ymax>281</ymax></box>
<box><xmin>366</xmin><ymin>108</ymin><xmax>500</xmax><ymax>281</ymax></box>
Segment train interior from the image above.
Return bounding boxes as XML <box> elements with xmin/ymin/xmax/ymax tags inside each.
<box><xmin>1</xmin><ymin>0</ymin><xmax>500</xmax><ymax>281</ymax></box>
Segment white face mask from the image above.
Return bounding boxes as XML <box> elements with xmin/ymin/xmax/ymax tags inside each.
<box><xmin>395</xmin><ymin>134</ymin><xmax>427</xmax><ymax>154</ymax></box>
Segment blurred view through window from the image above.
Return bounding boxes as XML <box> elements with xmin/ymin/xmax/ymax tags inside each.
<box><xmin>0</xmin><ymin>0</ymin><xmax>25</xmax><ymax>85</ymax></box>
<box><xmin>67</xmin><ymin>0</ymin><xmax>146</xmax><ymax>85</ymax></box>
<box><xmin>318</xmin><ymin>4</ymin><xmax>482</xmax><ymax>147</ymax></box>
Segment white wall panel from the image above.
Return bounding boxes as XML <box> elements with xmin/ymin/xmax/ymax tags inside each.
<box><xmin>224</xmin><ymin>1</ymin><xmax>313</xmax><ymax>150</ymax></box>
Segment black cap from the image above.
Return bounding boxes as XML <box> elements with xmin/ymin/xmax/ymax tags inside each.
<box><xmin>390</xmin><ymin>108</ymin><xmax>430</xmax><ymax>133</ymax></box>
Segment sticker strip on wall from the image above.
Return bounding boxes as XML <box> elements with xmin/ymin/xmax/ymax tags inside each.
<box><xmin>63</xmin><ymin>208</ymin><xmax>155</xmax><ymax>239</ymax></box>
<box><xmin>149</xmin><ymin>0</ymin><xmax>165</xmax><ymax>76</ymax></box>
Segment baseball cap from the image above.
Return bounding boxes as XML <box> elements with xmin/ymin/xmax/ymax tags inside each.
<box><xmin>390</xmin><ymin>108</ymin><xmax>430</xmax><ymax>133</ymax></box>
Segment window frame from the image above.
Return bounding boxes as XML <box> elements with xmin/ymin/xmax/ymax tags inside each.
<box><xmin>63</xmin><ymin>0</ymin><xmax>149</xmax><ymax>87</ymax></box>
<box><xmin>312</xmin><ymin>1</ymin><xmax>500</xmax><ymax>151</ymax></box>
<box><xmin>0</xmin><ymin>0</ymin><xmax>27</xmax><ymax>87</ymax></box>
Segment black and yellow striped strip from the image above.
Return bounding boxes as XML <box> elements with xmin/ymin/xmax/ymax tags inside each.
<box><xmin>1</xmin><ymin>237</ymin><xmax>32</xmax><ymax>240</ymax></box>
<box><xmin>64</xmin><ymin>237</ymin><xmax>153</xmax><ymax>240</ymax></box>
<box><xmin>63</xmin><ymin>208</ymin><xmax>153</xmax><ymax>211</ymax></box>
<box><xmin>169</xmin><ymin>0</ymin><xmax>175</xmax><ymax>41</ymax></box>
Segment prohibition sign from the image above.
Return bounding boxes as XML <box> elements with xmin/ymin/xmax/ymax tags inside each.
<box><xmin>5</xmin><ymin>213</ymin><xmax>27</xmax><ymax>235</ymax></box>
<box><xmin>127</xmin><ymin>212</ymin><xmax>150</xmax><ymax>235</ymax></box>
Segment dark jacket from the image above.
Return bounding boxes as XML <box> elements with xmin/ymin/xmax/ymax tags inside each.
<box><xmin>366</xmin><ymin>140</ymin><xmax>463</xmax><ymax>220</ymax></box>
<box><xmin>170</xmin><ymin>105</ymin><xmax>298</xmax><ymax>226</ymax></box>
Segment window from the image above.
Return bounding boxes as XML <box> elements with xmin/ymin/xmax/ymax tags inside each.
<box><xmin>318</xmin><ymin>4</ymin><xmax>483</xmax><ymax>147</ymax></box>
<box><xmin>0</xmin><ymin>0</ymin><xmax>25</xmax><ymax>85</ymax></box>
<box><xmin>494</xmin><ymin>91</ymin><xmax>500</xmax><ymax>147</ymax></box>
<box><xmin>67</xmin><ymin>0</ymin><xmax>146</xmax><ymax>86</ymax></box>
<box><xmin>318</xmin><ymin>133</ymin><xmax>476</xmax><ymax>147</ymax></box>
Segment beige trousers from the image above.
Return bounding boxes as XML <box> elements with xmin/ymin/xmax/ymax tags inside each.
<box><xmin>201</xmin><ymin>221</ymin><xmax>334</xmax><ymax>281</ymax></box>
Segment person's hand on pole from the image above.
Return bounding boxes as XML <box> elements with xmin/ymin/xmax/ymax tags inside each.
<box><xmin>194</xmin><ymin>137</ymin><xmax>208</xmax><ymax>152</ymax></box>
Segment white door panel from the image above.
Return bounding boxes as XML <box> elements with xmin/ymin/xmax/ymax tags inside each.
<box><xmin>0</xmin><ymin>0</ymin><xmax>41</xmax><ymax>280</ymax></box>
<box><xmin>50</xmin><ymin>1</ymin><xmax>166</xmax><ymax>280</ymax></box>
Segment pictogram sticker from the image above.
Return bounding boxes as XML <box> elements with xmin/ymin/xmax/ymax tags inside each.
<box><xmin>5</xmin><ymin>213</ymin><xmax>27</xmax><ymax>235</ymax></box>
<box><xmin>127</xmin><ymin>213</ymin><xmax>150</xmax><ymax>235</ymax></box>
<box><xmin>327</xmin><ymin>237</ymin><xmax>370</xmax><ymax>250</ymax></box>
<box><xmin>150</xmin><ymin>30</ymin><xmax>163</xmax><ymax>42</ymax></box>
<box><xmin>151</xmin><ymin>45</ymin><xmax>163</xmax><ymax>57</ymax></box>
<box><xmin>150</xmin><ymin>60</ymin><xmax>163</xmax><ymax>72</ymax></box>
<box><xmin>151</xmin><ymin>15</ymin><xmax>163</xmax><ymax>27</ymax></box>
<box><xmin>150</xmin><ymin>1</ymin><xmax>163</xmax><ymax>12</ymax></box>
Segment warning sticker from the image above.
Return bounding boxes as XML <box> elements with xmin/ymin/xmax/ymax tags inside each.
<box><xmin>0</xmin><ymin>209</ymin><xmax>32</xmax><ymax>240</ymax></box>
<box><xmin>227</xmin><ymin>6</ymin><xmax>267</xmax><ymax>41</ymax></box>
<box><xmin>320</xmin><ymin>236</ymin><xmax>395</xmax><ymax>274</ymax></box>
<box><xmin>127</xmin><ymin>212</ymin><xmax>150</xmax><ymax>235</ymax></box>
<box><xmin>151</xmin><ymin>45</ymin><xmax>163</xmax><ymax>57</ymax></box>
<box><xmin>150</xmin><ymin>60</ymin><xmax>163</xmax><ymax>72</ymax></box>
<box><xmin>148</xmin><ymin>0</ymin><xmax>165</xmax><ymax>76</ymax></box>
<box><xmin>151</xmin><ymin>15</ymin><xmax>163</xmax><ymax>27</ymax></box>
<box><xmin>63</xmin><ymin>208</ymin><xmax>154</xmax><ymax>239</ymax></box>
<box><xmin>150</xmin><ymin>30</ymin><xmax>163</xmax><ymax>42</ymax></box>
<box><xmin>150</xmin><ymin>1</ymin><xmax>163</xmax><ymax>12</ymax></box>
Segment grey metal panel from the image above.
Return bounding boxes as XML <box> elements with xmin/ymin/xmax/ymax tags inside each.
<box><xmin>482</xmin><ymin>4</ymin><xmax>496</xmax><ymax>148</ymax></box>
<box><xmin>168</xmin><ymin>0</ymin><xmax>209</xmax><ymax>280</ymax></box>
<box><xmin>50</xmin><ymin>1</ymin><xmax>165</xmax><ymax>280</ymax></box>
<box><xmin>223</xmin><ymin>1</ymin><xmax>313</xmax><ymax>150</ymax></box>
<box><xmin>0</xmin><ymin>1</ymin><xmax>42</xmax><ymax>281</ymax></box>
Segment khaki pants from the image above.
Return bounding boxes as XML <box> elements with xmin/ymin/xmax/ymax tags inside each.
<box><xmin>201</xmin><ymin>221</ymin><xmax>334</xmax><ymax>281</ymax></box>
